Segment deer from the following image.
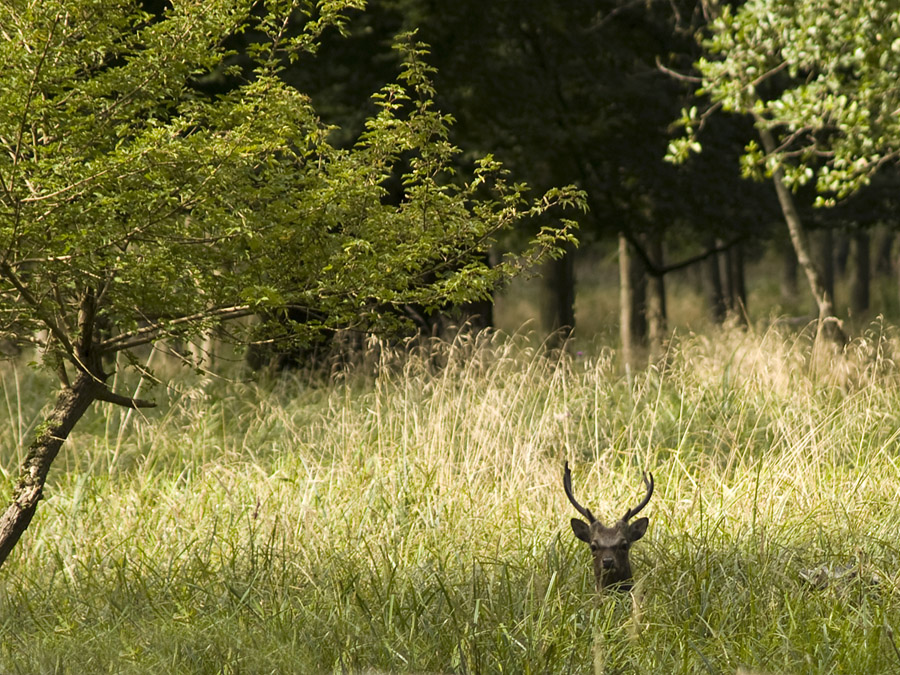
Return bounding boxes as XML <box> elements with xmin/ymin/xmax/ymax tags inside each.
<box><xmin>563</xmin><ymin>462</ymin><xmax>654</xmax><ymax>591</ymax></box>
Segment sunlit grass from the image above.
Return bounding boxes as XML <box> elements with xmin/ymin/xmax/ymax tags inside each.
<box><xmin>1</xmin><ymin>323</ymin><xmax>900</xmax><ymax>673</ymax></box>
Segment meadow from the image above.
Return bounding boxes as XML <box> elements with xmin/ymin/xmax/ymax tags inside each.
<box><xmin>1</xmin><ymin>322</ymin><xmax>900</xmax><ymax>673</ymax></box>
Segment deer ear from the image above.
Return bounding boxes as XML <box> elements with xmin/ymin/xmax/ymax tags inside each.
<box><xmin>570</xmin><ymin>518</ymin><xmax>591</xmax><ymax>543</ymax></box>
<box><xmin>628</xmin><ymin>517</ymin><xmax>649</xmax><ymax>542</ymax></box>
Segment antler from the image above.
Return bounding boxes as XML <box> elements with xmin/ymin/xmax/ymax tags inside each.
<box><xmin>563</xmin><ymin>461</ymin><xmax>596</xmax><ymax>523</ymax></box>
<box><xmin>622</xmin><ymin>471</ymin><xmax>654</xmax><ymax>522</ymax></box>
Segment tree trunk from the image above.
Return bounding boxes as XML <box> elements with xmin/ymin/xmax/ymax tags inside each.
<box><xmin>729</xmin><ymin>242</ymin><xmax>747</xmax><ymax>320</ymax></box>
<box><xmin>818</xmin><ymin>228</ymin><xmax>835</xmax><ymax>310</ymax></box>
<box><xmin>460</xmin><ymin>250</ymin><xmax>497</xmax><ymax>332</ymax></box>
<box><xmin>630</xmin><ymin>254</ymin><xmax>647</xmax><ymax>343</ymax></box>
<box><xmin>756</xmin><ymin>121</ymin><xmax>846</xmax><ymax>345</ymax></box>
<box><xmin>0</xmin><ymin>372</ymin><xmax>101</xmax><ymax>568</ymax></box>
<box><xmin>850</xmin><ymin>229</ymin><xmax>870</xmax><ymax>316</ymax></box>
<box><xmin>619</xmin><ymin>233</ymin><xmax>634</xmax><ymax>371</ymax></box>
<box><xmin>717</xmin><ymin>238</ymin><xmax>733</xmax><ymax>313</ymax></box>
<box><xmin>544</xmin><ymin>240</ymin><xmax>576</xmax><ymax>348</ymax></box>
<box><xmin>718</xmin><ymin>239</ymin><xmax>747</xmax><ymax>320</ymax></box>
<box><xmin>644</xmin><ymin>233</ymin><xmax>667</xmax><ymax>359</ymax></box>
<box><xmin>833</xmin><ymin>231</ymin><xmax>850</xmax><ymax>279</ymax></box>
<box><xmin>873</xmin><ymin>227</ymin><xmax>893</xmax><ymax>276</ymax></box>
<box><xmin>781</xmin><ymin>244</ymin><xmax>799</xmax><ymax>304</ymax></box>
<box><xmin>704</xmin><ymin>238</ymin><xmax>726</xmax><ymax>324</ymax></box>
<box><xmin>619</xmin><ymin>233</ymin><xmax>646</xmax><ymax>372</ymax></box>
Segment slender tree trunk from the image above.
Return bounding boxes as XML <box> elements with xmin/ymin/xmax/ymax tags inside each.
<box><xmin>619</xmin><ymin>233</ymin><xmax>644</xmax><ymax>371</ymax></box>
<box><xmin>619</xmin><ymin>233</ymin><xmax>635</xmax><ymax>371</ymax></box>
<box><xmin>781</xmin><ymin>244</ymin><xmax>799</xmax><ymax>304</ymax></box>
<box><xmin>873</xmin><ymin>227</ymin><xmax>893</xmax><ymax>276</ymax></box>
<box><xmin>756</xmin><ymin>121</ymin><xmax>846</xmax><ymax>345</ymax></box>
<box><xmin>729</xmin><ymin>242</ymin><xmax>747</xmax><ymax>320</ymax></box>
<box><xmin>544</xmin><ymin>240</ymin><xmax>576</xmax><ymax>348</ymax></box>
<box><xmin>704</xmin><ymin>238</ymin><xmax>726</xmax><ymax>324</ymax></box>
<box><xmin>631</xmin><ymin>259</ymin><xmax>647</xmax><ymax>343</ymax></box>
<box><xmin>834</xmin><ymin>231</ymin><xmax>850</xmax><ymax>279</ymax></box>
<box><xmin>461</xmin><ymin>250</ymin><xmax>497</xmax><ymax>332</ymax></box>
<box><xmin>819</xmin><ymin>228</ymin><xmax>835</xmax><ymax>310</ymax></box>
<box><xmin>850</xmin><ymin>229</ymin><xmax>870</xmax><ymax>316</ymax></box>
<box><xmin>0</xmin><ymin>290</ymin><xmax>154</xmax><ymax>570</ymax></box>
<box><xmin>717</xmin><ymin>238</ymin><xmax>733</xmax><ymax>313</ymax></box>
<box><xmin>624</xmin><ymin>240</ymin><xmax>648</xmax><ymax>347</ymax></box>
<box><xmin>644</xmin><ymin>233</ymin><xmax>667</xmax><ymax>359</ymax></box>
<box><xmin>0</xmin><ymin>372</ymin><xmax>101</xmax><ymax>568</ymax></box>
<box><xmin>717</xmin><ymin>239</ymin><xmax>747</xmax><ymax>320</ymax></box>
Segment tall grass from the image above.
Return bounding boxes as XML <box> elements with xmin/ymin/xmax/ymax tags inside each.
<box><xmin>1</xmin><ymin>323</ymin><xmax>900</xmax><ymax>673</ymax></box>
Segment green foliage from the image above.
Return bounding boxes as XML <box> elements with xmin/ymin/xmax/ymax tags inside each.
<box><xmin>2</xmin><ymin>326</ymin><xmax>900</xmax><ymax>672</ymax></box>
<box><xmin>671</xmin><ymin>0</ymin><xmax>900</xmax><ymax>203</ymax></box>
<box><xmin>0</xmin><ymin>0</ymin><xmax>583</xmax><ymax>376</ymax></box>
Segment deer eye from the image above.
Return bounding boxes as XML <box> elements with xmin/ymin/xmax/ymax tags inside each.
<box><xmin>589</xmin><ymin>543</ymin><xmax>600</xmax><ymax>552</ymax></box>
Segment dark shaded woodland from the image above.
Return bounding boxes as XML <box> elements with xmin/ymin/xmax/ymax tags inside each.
<box><xmin>248</xmin><ymin>0</ymin><xmax>900</xmax><ymax>362</ymax></box>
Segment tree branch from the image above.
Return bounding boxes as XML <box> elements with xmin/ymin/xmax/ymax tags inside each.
<box><xmin>0</xmin><ymin>261</ymin><xmax>74</xmax><ymax>355</ymax></box>
<box><xmin>94</xmin><ymin>387</ymin><xmax>157</xmax><ymax>409</ymax></box>
<box><xmin>622</xmin><ymin>229</ymin><xmax>746</xmax><ymax>277</ymax></box>
<box><xmin>99</xmin><ymin>304</ymin><xmax>256</xmax><ymax>354</ymax></box>
<box><xmin>655</xmin><ymin>56</ymin><xmax>702</xmax><ymax>83</ymax></box>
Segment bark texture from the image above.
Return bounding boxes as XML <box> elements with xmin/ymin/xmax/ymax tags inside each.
<box><xmin>0</xmin><ymin>372</ymin><xmax>101</xmax><ymax>568</ymax></box>
<box><xmin>756</xmin><ymin>121</ymin><xmax>846</xmax><ymax>346</ymax></box>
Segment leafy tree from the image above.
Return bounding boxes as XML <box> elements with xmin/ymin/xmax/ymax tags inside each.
<box><xmin>671</xmin><ymin>0</ymin><xmax>900</xmax><ymax>341</ymax></box>
<box><xmin>0</xmin><ymin>0</ymin><xmax>583</xmax><ymax>567</ymax></box>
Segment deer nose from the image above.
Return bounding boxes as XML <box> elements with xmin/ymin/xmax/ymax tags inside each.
<box><xmin>601</xmin><ymin>556</ymin><xmax>616</xmax><ymax>569</ymax></box>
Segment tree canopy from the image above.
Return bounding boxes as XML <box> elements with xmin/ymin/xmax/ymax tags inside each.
<box><xmin>0</xmin><ymin>0</ymin><xmax>583</xmax><ymax>567</ymax></box>
<box><xmin>672</xmin><ymin>0</ymin><xmax>900</xmax><ymax>204</ymax></box>
<box><xmin>1</xmin><ymin>0</ymin><xmax>583</xmax><ymax>362</ymax></box>
<box><xmin>667</xmin><ymin>0</ymin><xmax>900</xmax><ymax>339</ymax></box>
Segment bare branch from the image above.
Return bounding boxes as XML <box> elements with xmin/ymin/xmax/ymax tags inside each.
<box><xmin>99</xmin><ymin>304</ymin><xmax>256</xmax><ymax>354</ymax></box>
<box><xmin>8</xmin><ymin>254</ymin><xmax>74</xmax><ymax>268</ymax></box>
<box><xmin>18</xmin><ymin>165</ymin><xmax>116</xmax><ymax>204</ymax></box>
<box><xmin>94</xmin><ymin>386</ymin><xmax>156</xmax><ymax>409</ymax></box>
<box><xmin>655</xmin><ymin>56</ymin><xmax>702</xmax><ymax>83</ymax></box>
<box><xmin>622</xmin><ymin>229</ymin><xmax>746</xmax><ymax>277</ymax></box>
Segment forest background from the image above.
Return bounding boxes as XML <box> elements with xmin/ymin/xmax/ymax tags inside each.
<box><xmin>276</xmin><ymin>0</ymin><xmax>900</xmax><ymax>358</ymax></box>
<box><xmin>4</xmin><ymin>1</ymin><xmax>900</xmax><ymax>673</ymax></box>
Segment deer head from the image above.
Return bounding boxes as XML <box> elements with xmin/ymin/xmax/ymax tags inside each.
<box><xmin>563</xmin><ymin>462</ymin><xmax>653</xmax><ymax>591</ymax></box>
